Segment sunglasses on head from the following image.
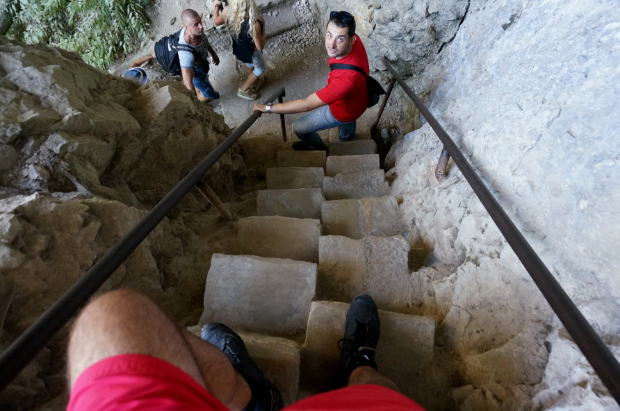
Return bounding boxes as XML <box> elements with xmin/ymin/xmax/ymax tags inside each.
<box><xmin>330</xmin><ymin>10</ymin><xmax>354</xmax><ymax>21</ymax></box>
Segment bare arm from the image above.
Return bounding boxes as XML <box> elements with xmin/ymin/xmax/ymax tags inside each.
<box><xmin>253</xmin><ymin>93</ymin><xmax>325</xmax><ymax>114</ymax></box>
<box><xmin>129</xmin><ymin>54</ymin><xmax>154</xmax><ymax>68</ymax></box>
<box><xmin>213</xmin><ymin>2</ymin><xmax>227</xmax><ymax>26</ymax></box>
<box><xmin>181</xmin><ymin>67</ymin><xmax>195</xmax><ymax>91</ymax></box>
<box><xmin>254</xmin><ymin>16</ymin><xmax>266</xmax><ymax>51</ymax></box>
<box><xmin>208</xmin><ymin>45</ymin><xmax>220</xmax><ymax>66</ymax></box>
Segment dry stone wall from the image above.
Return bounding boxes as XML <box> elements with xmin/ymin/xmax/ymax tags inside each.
<box><xmin>373</xmin><ymin>0</ymin><xmax>619</xmax><ymax>409</ymax></box>
<box><xmin>0</xmin><ymin>36</ymin><xmax>244</xmax><ymax>409</ymax></box>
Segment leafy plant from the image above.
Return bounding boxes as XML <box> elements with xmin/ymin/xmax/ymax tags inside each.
<box><xmin>6</xmin><ymin>0</ymin><xmax>152</xmax><ymax>69</ymax></box>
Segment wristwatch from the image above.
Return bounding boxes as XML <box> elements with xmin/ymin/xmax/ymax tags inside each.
<box><xmin>265</xmin><ymin>104</ymin><xmax>273</xmax><ymax>114</ymax></box>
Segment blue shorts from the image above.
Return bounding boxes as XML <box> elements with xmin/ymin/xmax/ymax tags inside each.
<box><xmin>244</xmin><ymin>49</ymin><xmax>266</xmax><ymax>76</ymax></box>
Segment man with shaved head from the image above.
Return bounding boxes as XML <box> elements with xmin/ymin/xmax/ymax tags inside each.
<box><xmin>129</xmin><ymin>9</ymin><xmax>221</xmax><ymax>101</ymax></box>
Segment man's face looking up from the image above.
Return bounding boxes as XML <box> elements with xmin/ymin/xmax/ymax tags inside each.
<box><xmin>325</xmin><ymin>22</ymin><xmax>355</xmax><ymax>59</ymax></box>
<box><xmin>186</xmin><ymin>16</ymin><xmax>204</xmax><ymax>37</ymax></box>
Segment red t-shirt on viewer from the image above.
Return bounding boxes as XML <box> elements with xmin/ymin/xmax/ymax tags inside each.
<box><xmin>316</xmin><ymin>34</ymin><xmax>369</xmax><ymax>123</ymax></box>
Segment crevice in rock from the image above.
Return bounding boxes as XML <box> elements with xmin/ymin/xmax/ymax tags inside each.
<box><xmin>437</xmin><ymin>0</ymin><xmax>471</xmax><ymax>55</ymax></box>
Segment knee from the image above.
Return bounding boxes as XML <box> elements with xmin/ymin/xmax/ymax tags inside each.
<box><xmin>74</xmin><ymin>290</ymin><xmax>153</xmax><ymax>331</ymax></box>
<box><xmin>292</xmin><ymin>120</ymin><xmax>304</xmax><ymax>136</ymax></box>
<box><xmin>293</xmin><ymin>115</ymin><xmax>311</xmax><ymax>135</ymax></box>
<box><xmin>252</xmin><ymin>65</ymin><xmax>264</xmax><ymax>76</ymax></box>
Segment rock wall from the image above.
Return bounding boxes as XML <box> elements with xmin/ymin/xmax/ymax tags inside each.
<box><xmin>0</xmin><ymin>37</ymin><xmax>244</xmax><ymax>409</ymax></box>
<box><xmin>375</xmin><ymin>0</ymin><xmax>619</xmax><ymax>409</ymax></box>
<box><xmin>310</xmin><ymin>0</ymin><xmax>469</xmax><ymax>79</ymax></box>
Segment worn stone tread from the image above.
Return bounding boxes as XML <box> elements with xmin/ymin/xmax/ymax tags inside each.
<box><xmin>322</xmin><ymin>169</ymin><xmax>389</xmax><ymax>200</ymax></box>
<box><xmin>318</xmin><ymin>235</ymin><xmax>413</xmax><ymax>310</ymax></box>
<box><xmin>238</xmin><ymin>216</ymin><xmax>321</xmax><ymax>262</ymax></box>
<box><xmin>325</xmin><ymin>154</ymin><xmax>380</xmax><ymax>177</ymax></box>
<box><xmin>301</xmin><ymin>301</ymin><xmax>434</xmax><ymax>397</ymax></box>
<box><xmin>328</xmin><ymin>140</ymin><xmax>377</xmax><ymax>156</ymax></box>
<box><xmin>321</xmin><ymin>196</ymin><xmax>402</xmax><ymax>239</ymax></box>
<box><xmin>266</xmin><ymin>167</ymin><xmax>324</xmax><ymax>189</ymax></box>
<box><xmin>257</xmin><ymin>188</ymin><xmax>324</xmax><ymax>219</ymax></box>
<box><xmin>200</xmin><ymin>254</ymin><xmax>316</xmax><ymax>336</ymax></box>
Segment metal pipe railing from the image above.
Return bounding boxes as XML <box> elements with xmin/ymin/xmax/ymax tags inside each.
<box><xmin>379</xmin><ymin>56</ymin><xmax>620</xmax><ymax>405</ymax></box>
<box><xmin>0</xmin><ymin>86</ymin><xmax>286</xmax><ymax>393</ymax></box>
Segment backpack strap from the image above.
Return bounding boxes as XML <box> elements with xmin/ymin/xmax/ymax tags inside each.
<box><xmin>329</xmin><ymin>63</ymin><xmax>368</xmax><ymax>79</ymax></box>
<box><xmin>172</xmin><ymin>29</ymin><xmax>202</xmax><ymax>58</ymax></box>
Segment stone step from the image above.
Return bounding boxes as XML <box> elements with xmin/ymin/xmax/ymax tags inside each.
<box><xmin>322</xmin><ymin>170</ymin><xmax>389</xmax><ymax>200</ymax></box>
<box><xmin>257</xmin><ymin>188</ymin><xmax>324</xmax><ymax>219</ymax></box>
<box><xmin>200</xmin><ymin>254</ymin><xmax>317</xmax><ymax>336</ymax></box>
<box><xmin>321</xmin><ymin>197</ymin><xmax>402</xmax><ymax>239</ymax></box>
<box><xmin>188</xmin><ymin>326</ymin><xmax>300</xmax><ymax>406</ymax></box>
<box><xmin>326</xmin><ymin>127</ymin><xmax>372</xmax><ymax>143</ymax></box>
<box><xmin>278</xmin><ymin>150</ymin><xmax>326</xmax><ymax>168</ymax></box>
<box><xmin>238</xmin><ymin>216</ymin><xmax>321</xmax><ymax>263</ymax></box>
<box><xmin>261</xmin><ymin>4</ymin><xmax>301</xmax><ymax>40</ymax></box>
<box><xmin>267</xmin><ymin>167</ymin><xmax>324</xmax><ymax>189</ymax></box>
<box><xmin>301</xmin><ymin>301</ymin><xmax>435</xmax><ymax>397</ymax></box>
<box><xmin>317</xmin><ymin>235</ymin><xmax>413</xmax><ymax>311</ymax></box>
<box><xmin>325</xmin><ymin>154</ymin><xmax>380</xmax><ymax>177</ymax></box>
<box><xmin>328</xmin><ymin>140</ymin><xmax>377</xmax><ymax>156</ymax></box>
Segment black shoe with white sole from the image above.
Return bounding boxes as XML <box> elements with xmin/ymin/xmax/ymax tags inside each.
<box><xmin>335</xmin><ymin>294</ymin><xmax>381</xmax><ymax>387</ymax></box>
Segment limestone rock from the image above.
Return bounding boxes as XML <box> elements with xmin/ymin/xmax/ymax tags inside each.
<box><xmin>322</xmin><ymin>169</ymin><xmax>389</xmax><ymax>200</ymax></box>
<box><xmin>200</xmin><ymin>254</ymin><xmax>317</xmax><ymax>336</ymax></box>
<box><xmin>532</xmin><ymin>331</ymin><xmax>620</xmax><ymax>410</ymax></box>
<box><xmin>436</xmin><ymin>258</ymin><xmax>553</xmax><ymax>357</ymax></box>
<box><xmin>257</xmin><ymin>188</ymin><xmax>324</xmax><ymax>219</ymax></box>
<box><xmin>325</xmin><ymin>154</ymin><xmax>380</xmax><ymax>177</ymax></box>
<box><xmin>0</xmin><ymin>37</ymin><xmax>240</xmax><ymax>208</ymax></box>
<box><xmin>0</xmin><ymin>193</ymin><xmax>185</xmax><ymax>409</ymax></box>
<box><xmin>238</xmin><ymin>216</ymin><xmax>321</xmax><ymax>263</ymax></box>
<box><xmin>266</xmin><ymin>167</ymin><xmax>324</xmax><ymax>189</ymax></box>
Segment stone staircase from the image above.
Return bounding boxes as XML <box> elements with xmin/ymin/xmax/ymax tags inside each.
<box><xmin>191</xmin><ymin>139</ymin><xmax>437</xmax><ymax>406</ymax></box>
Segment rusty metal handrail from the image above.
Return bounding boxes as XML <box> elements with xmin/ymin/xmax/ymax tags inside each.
<box><xmin>374</xmin><ymin>56</ymin><xmax>620</xmax><ymax>405</ymax></box>
<box><xmin>0</xmin><ymin>86</ymin><xmax>287</xmax><ymax>393</ymax></box>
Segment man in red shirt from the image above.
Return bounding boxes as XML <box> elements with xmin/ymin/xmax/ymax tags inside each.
<box><xmin>253</xmin><ymin>11</ymin><xmax>369</xmax><ymax>151</ymax></box>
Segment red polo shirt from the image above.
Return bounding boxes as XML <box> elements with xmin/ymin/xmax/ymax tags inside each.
<box><xmin>316</xmin><ymin>34</ymin><xmax>369</xmax><ymax>123</ymax></box>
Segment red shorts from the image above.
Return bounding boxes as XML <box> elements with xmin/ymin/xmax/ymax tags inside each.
<box><xmin>68</xmin><ymin>354</ymin><xmax>425</xmax><ymax>411</ymax></box>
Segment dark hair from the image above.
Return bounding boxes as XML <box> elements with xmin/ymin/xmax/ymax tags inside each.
<box><xmin>328</xmin><ymin>11</ymin><xmax>355</xmax><ymax>38</ymax></box>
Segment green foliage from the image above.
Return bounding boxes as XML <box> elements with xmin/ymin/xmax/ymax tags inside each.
<box><xmin>6</xmin><ymin>0</ymin><xmax>152</xmax><ymax>69</ymax></box>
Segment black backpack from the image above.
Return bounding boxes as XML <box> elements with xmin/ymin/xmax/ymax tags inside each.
<box><xmin>154</xmin><ymin>29</ymin><xmax>203</xmax><ymax>76</ymax></box>
<box><xmin>329</xmin><ymin>63</ymin><xmax>386</xmax><ymax>107</ymax></box>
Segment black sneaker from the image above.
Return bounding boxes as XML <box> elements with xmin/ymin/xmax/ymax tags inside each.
<box><xmin>335</xmin><ymin>294</ymin><xmax>381</xmax><ymax>387</ymax></box>
<box><xmin>200</xmin><ymin>323</ymin><xmax>284</xmax><ymax>411</ymax></box>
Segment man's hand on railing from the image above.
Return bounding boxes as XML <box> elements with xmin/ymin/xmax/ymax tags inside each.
<box><xmin>253</xmin><ymin>103</ymin><xmax>267</xmax><ymax>113</ymax></box>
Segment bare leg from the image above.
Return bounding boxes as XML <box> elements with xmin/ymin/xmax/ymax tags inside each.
<box><xmin>67</xmin><ymin>290</ymin><xmax>251</xmax><ymax>411</ymax></box>
<box><xmin>347</xmin><ymin>366</ymin><xmax>401</xmax><ymax>393</ymax></box>
<box><xmin>129</xmin><ymin>52</ymin><xmax>155</xmax><ymax>68</ymax></box>
<box><xmin>241</xmin><ymin>66</ymin><xmax>259</xmax><ymax>91</ymax></box>
<box><xmin>184</xmin><ymin>330</ymin><xmax>251</xmax><ymax>410</ymax></box>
